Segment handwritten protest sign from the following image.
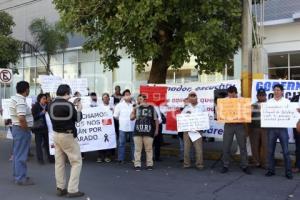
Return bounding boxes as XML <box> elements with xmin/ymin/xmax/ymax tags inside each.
<box><xmin>38</xmin><ymin>75</ymin><xmax>62</xmax><ymax>93</ymax></box>
<box><xmin>261</xmin><ymin>102</ymin><xmax>299</xmax><ymax>128</ymax></box>
<box><xmin>63</xmin><ymin>78</ymin><xmax>88</xmax><ymax>96</ymax></box>
<box><xmin>217</xmin><ymin>98</ymin><xmax>252</xmax><ymax>123</ymax></box>
<box><xmin>48</xmin><ymin>107</ymin><xmax>116</xmax><ymax>155</ymax></box>
<box><xmin>176</xmin><ymin>112</ymin><xmax>210</xmax><ymax>132</ymax></box>
<box><xmin>38</xmin><ymin>75</ymin><xmax>88</xmax><ymax>95</ymax></box>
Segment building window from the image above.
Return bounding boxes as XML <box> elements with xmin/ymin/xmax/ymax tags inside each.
<box><xmin>269</xmin><ymin>68</ymin><xmax>288</xmax><ymax>79</ymax></box>
<box><xmin>290</xmin><ymin>53</ymin><xmax>300</xmax><ymax>67</ymax></box>
<box><xmin>268</xmin><ymin>52</ymin><xmax>300</xmax><ymax>80</ymax></box>
<box><xmin>268</xmin><ymin>54</ymin><xmax>288</xmax><ymax>68</ymax></box>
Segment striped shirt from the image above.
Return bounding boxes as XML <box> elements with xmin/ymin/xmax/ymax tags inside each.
<box><xmin>9</xmin><ymin>94</ymin><xmax>34</xmax><ymax>127</ymax></box>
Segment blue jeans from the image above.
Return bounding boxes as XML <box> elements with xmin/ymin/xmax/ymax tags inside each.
<box><xmin>118</xmin><ymin>131</ymin><xmax>134</xmax><ymax>161</ymax></box>
<box><xmin>12</xmin><ymin>125</ymin><xmax>32</xmax><ymax>182</ymax></box>
<box><xmin>267</xmin><ymin>128</ymin><xmax>291</xmax><ymax>174</ymax></box>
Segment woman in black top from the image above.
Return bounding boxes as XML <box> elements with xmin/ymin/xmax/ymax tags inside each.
<box><xmin>32</xmin><ymin>93</ymin><xmax>54</xmax><ymax>164</ymax></box>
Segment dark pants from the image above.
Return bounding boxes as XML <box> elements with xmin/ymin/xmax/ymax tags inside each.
<box><xmin>12</xmin><ymin>125</ymin><xmax>31</xmax><ymax>182</ymax></box>
<box><xmin>34</xmin><ymin>131</ymin><xmax>53</xmax><ymax>162</ymax></box>
<box><xmin>267</xmin><ymin>128</ymin><xmax>291</xmax><ymax>174</ymax></box>
<box><xmin>222</xmin><ymin>123</ymin><xmax>248</xmax><ymax>168</ymax></box>
<box><xmin>249</xmin><ymin>127</ymin><xmax>268</xmax><ymax>168</ymax></box>
<box><xmin>293</xmin><ymin>128</ymin><xmax>300</xmax><ymax>169</ymax></box>
<box><xmin>153</xmin><ymin>124</ymin><xmax>163</xmax><ymax>160</ymax></box>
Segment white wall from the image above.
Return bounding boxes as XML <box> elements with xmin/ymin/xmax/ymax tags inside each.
<box><xmin>264</xmin><ymin>22</ymin><xmax>300</xmax><ymax>53</ymax></box>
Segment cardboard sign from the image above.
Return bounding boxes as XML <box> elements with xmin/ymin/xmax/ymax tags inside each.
<box><xmin>217</xmin><ymin>98</ymin><xmax>252</xmax><ymax>123</ymax></box>
<box><xmin>261</xmin><ymin>102</ymin><xmax>299</xmax><ymax>128</ymax></box>
<box><xmin>176</xmin><ymin>112</ymin><xmax>210</xmax><ymax>132</ymax></box>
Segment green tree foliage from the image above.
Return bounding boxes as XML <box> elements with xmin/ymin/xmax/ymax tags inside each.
<box><xmin>54</xmin><ymin>0</ymin><xmax>242</xmax><ymax>83</ymax></box>
<box><xmin>0</xmin><ymin>11</ymin><xmax>21</xmax><ymax>69</ymax></box>
<box><xmin>29</xmin><ymin>18</ymin><xmax>68</xmax><ymax>74</ymax></box>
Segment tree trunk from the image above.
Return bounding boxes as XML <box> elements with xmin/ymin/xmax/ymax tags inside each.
<box><xmin>148</xmin><ymin>45</ymin><xmax>171</xmax><ymax>84</ymax></box>
<box><xmin>46</xmin><ymin>54</ymin><xmax>51</xmax><ymax>75</ymax></box>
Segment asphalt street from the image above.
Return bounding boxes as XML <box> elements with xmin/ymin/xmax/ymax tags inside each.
<box><xmin>1</xmin><ymin>138</ymin><xmax>300</xmax><ymax>200</ymax></box>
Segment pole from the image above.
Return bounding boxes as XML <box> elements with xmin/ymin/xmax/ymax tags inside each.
<box><xmin>241</xmin><ymin>0</ymin><xmax>252</xmax><ymax>97</ymax></box>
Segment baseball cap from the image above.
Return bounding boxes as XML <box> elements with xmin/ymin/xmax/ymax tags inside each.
<box><xmin>257</xmin><ymin>88</ymin><xmax>266</xmax><ymax>95</ymax></box>
<box><xmin>188</xmin><ymin>90</ymin><xmax>197</xmax><ymax>97</ymax></box>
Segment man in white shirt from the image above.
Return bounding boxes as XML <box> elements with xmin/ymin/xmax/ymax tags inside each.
<box><xmin>265</xmin><ymin>84</ymin><xmax>293</xmax><ymax>179</ymax></box>
<box><xmin>181</xmin><ymin>91</ymin><xmax>206</xmax><ymax>169</ymax></box>
<box><xmin>113</xmin><ymin>89</ymin><xmax>135</xmax><ymax>163</ymax></box>
<box><xmin>9</xmin><ymin>81</ymin><xmax>34</xmax><ymax>185</ymax></box>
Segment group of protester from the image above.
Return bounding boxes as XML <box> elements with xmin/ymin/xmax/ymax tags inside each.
<box><xmin>5</xmin><ymin>80</ymin><xmax>300</xmax><ymax>198</ymax></box>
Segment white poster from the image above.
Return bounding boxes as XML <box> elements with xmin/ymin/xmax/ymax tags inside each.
<box><xmin>38</xmin><ymin>75</ymin><xmax>88</xmax><ymax>96</ymax></box>
<box><xmin>63</xmin><ymin>78</ymin><xmax>89</xmax><ymax>96</ymax></box>
<box><xmin>38</xmin><ymin>75</ymin><xmax>63</xmax><ymax>93</ymax></box>
<box><xmin>48</xmin><ymin>107</ymin><xmax>116</xmax><ymax>155</ymax></box>
<box><xmin>176</xmin><ymin>112</ymin><xmax>210</xmax><ymax>132</ymax></box>
<box><xmin>261</xmin><ymin>102</ymin><xmax>300</xmax><ymax>128</ymax></box>
<box><xmin>1</xmin><ymin>99</ymin><xmax>11</xmax><ymax>119</ymax></box>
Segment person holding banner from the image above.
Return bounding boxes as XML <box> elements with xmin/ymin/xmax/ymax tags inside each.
<box><xmin>265</xmin><ymin>84</ymin><xmax>293</xmax><ymax>179</ymax></box>
<box><xmin>220</xmin><ymin>86</ymin><xmax>251</xmax><ymax>174</ymax></box>
<box><xmin>182</xmin><ymin>91</ymin><xmax>206</xmax><ymax>170</ymax></box>
<box><xmin>48</xmin><ymin>84</ymin><xmax>85</xmax><ymax>197</ymax></box>
<box><xmin>130</xmin><ymin>94</ymin><xmax>159</xmax><ymax>171</ymax></box>
<box><xmin>290</xmin><ymin>94</ymin><xmax>300</xmax><ymax>174</ymax></box>
<box><xmin>249</xmin><ymin>89</ymin><xmax>268</xmax><ymax>169</ymax></box>
<box><xmin>9</xmin><ymin>81</ymin><xmax>34</xmax><ymax>186</ymax></box>
<box><xmin>96</xmin><ymin>93</ymin><xmax>114</xmax><ymax>163</ymax></box>
<box><xmin>114</xmin><ymin>89</ymin><xmax>135</xmax><ymax>164</ymax></box>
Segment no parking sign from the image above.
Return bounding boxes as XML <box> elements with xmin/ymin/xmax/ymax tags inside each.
<box><xmin>0</xmin><ymin>68</ymin><xmax>12</xmax><ymax>84</ymax></box>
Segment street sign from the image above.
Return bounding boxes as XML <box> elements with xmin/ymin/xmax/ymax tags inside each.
<box><xmin>0</xmin><ymin>68</ymin><xmax>12</xmax><ymax>84</ymax></box>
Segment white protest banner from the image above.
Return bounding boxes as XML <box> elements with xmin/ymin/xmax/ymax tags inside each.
<box><xmin>142</xmin><ymin>80</ymin><xmax>241</xmax><ymax>138</ymax></box>
<box><xmin>251</xmin><ymin>79</ymin><xmax>300</xmax><ymax>102</ymax></box>
<box><xmin>38</xmin><ymin>75</ymin><xmax>63</xmax><ymax>93</ymax></box>
<box><xmin>176</xmin><ymin>112</ymin><xmax>210</xmax><ymax>132</ymax></box>
<box><xmin>261</xmin><ymin>102</ymin><xmax>300</xmax><ymax>128</ymax></box>
<box><xmin>1</xmin><ymin>99</ymin><xmax>11</xmax><ymax>119</ymax></box>
<box><xmin>48</xmin><ymin>107</ymin><xmax>116</xmax><ymax>155</ymax></box>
